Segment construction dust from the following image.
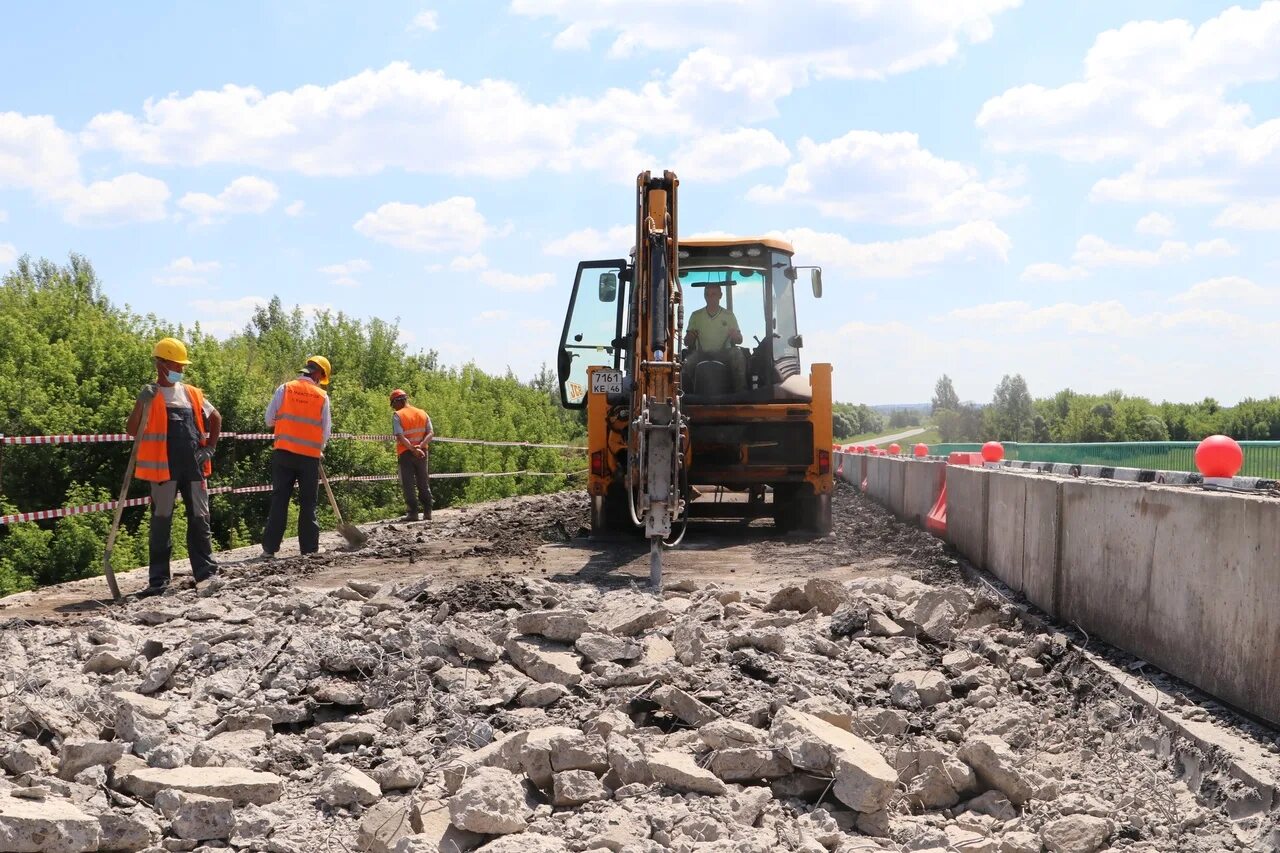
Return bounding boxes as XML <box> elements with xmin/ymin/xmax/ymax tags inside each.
<box><xmin>0</xmin><ymin>486</ymin><xmax>1274</xmax><ymax>852</ymax></box>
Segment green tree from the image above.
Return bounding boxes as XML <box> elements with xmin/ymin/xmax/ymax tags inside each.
<box><xmin>989</xmin><ymin>374</ymin><xmax>1034</xmax><ymax>441</ymax></box>
<box><xmin>931</xmin><ymin>374</ymin><xmax>960</xmax><ymax>414</ymax></box>
<box><xmin>0</xmin><ymin>254</ymin><xmax>587</xmax><ymax>593</ymax></box>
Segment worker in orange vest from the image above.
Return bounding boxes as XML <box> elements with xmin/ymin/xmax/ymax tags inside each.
<box><xmin>261</xmin><ymin>356</ymin><xmax>332</xmax><ymax>558</ymax></box>
<box><xmin>390</xmin><ymin>389</ymin><xmax>433</xmax><ymax>521</ymax></box>
<box><xmin>125</xmin><ymin>337</ymin><xmax>222</xmax><ymax>596</ymax></box>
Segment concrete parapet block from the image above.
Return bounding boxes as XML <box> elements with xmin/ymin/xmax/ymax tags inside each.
<box><xmin>983</xmin><ymin>471</ymin><xmax>1062</xmax><ymax>616</ymax></box>
<box><xmin>985</xmin><ymin>473</ymin><xmax>1028</xmax><ymax>593</ymax></box>
<box><xmin>1058</xmin><ymin>480</ymin><xmax>1280</xmax><ymax>726</ymax></box>
<box><xmin>945</xmin><ymin>466</ymin><xmax>989</xmax><ymax>567</ymax></box>
<box><xmin>868</xmin><ymin>457</ymin><xmax>890</xmax><ymax>504</ymax></box>
<box><xmin>903</xmin><ymin>461</ymin><xmax>946</xmax><ymax>527</ymax></box>
<box><xmin>887</xmin><ymin>459</ymin><xmax>907</xmax><ymax>518</ymax></box>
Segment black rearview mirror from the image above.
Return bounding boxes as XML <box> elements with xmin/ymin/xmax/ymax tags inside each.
<box><xmin>599</xmin><ymin>272</ymin><xmax>618</xmax><ymax>302</ymax></box>
<box><xmin>811</xmin><ymin>268</ymin><xmax>823</xmax><ymax>298</ymax></box>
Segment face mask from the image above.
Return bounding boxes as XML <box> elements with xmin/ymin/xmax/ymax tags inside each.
<box><xmin>166</xmin><ymin>370</ymin><xmax>183</xmax><ymax>384</ymax></box>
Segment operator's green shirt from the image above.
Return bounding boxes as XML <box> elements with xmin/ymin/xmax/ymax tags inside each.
<box><xmin>687</xmin><ymin>306</ymin><xmax>740</xmax><ymax>351</ymax></box>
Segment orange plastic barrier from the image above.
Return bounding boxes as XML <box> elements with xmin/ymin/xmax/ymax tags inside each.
<box><xmin>926</xmin><ymin>482</ymin><xmax>947</xmax><ymax>536</ymax></box>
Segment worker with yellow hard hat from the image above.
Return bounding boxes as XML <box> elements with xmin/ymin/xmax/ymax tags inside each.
<box><xmin>125</xmin><ymin>337</ymin><xmax>223</xmax><ymax>596</ymax></box>
<box><xmin>390</xmin><ymin>389</ymin><xmax>434</xmax><ymax>522</ymax></box>
<box><xmin>260</xmin><ymin>355</ymin><xmax>333</xmax><ymax>558</ymax></box>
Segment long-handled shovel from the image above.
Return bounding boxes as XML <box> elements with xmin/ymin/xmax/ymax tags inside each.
<box><xmin>319</xmin><ymin>462</ymin><xmax>368</xmax><ymax>547</ymax></box>
<box><xmin>103</xmin><ymin>388</ymin><xmax>154</xmax><ymax>601</ymax></box>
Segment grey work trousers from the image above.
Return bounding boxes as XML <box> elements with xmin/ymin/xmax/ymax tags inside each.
<box><xmin>398</xmin><ymin>451</ymin><xmax>433</xmax><ymax>518</ymax></box>
<box><xmin>148</xmin><ymin>479</ymin><xmax>217</xmax><ymax>587</ymax></box>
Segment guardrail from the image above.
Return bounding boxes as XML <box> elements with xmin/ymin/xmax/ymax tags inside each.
<box><xmin>928</xmin><ymin>441</ymin><xmax>1280</xmax><ymax>479</ymax></box>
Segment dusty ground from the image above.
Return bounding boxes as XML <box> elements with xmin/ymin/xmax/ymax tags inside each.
<box><xmin>0</xmin><ymin>487</ymin><xmax>942</xmax><ymax>623</ymax></box>
<box><xmin>0</xmin><ymin>484</ymin><xmax>1276</xmax><ymax>852</ymax></box>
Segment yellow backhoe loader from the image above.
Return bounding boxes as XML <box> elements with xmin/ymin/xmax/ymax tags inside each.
<box><xmin>557</xmin><ymin>171</ymin><xmax>833</xmax><ymax>587</ymax></box>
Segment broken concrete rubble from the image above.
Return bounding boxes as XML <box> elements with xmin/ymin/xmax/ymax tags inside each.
<box><xmin>0</xmin><ymin>488</ymin><xmax>1258</xmax><ymax>852</ymax></box>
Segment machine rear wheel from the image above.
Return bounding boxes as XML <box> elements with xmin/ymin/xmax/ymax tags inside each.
<box><xmin>774</xmin><ymin>487</ymin><xmax>831</xmax><ymax>535</ymax></box>
<box><xmin>591</xmin><ymin>486</ymin><xmax>634</xmax><ymax>536</ymax></box>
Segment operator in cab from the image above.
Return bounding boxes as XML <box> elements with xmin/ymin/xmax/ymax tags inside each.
<box><xmin>683</xmin><ymin>283</ymin><xmax>747</xmax><ymax>393</ymax></box>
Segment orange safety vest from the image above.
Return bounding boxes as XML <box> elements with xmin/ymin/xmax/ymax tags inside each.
<box><xmin>395</xmin><ymin>405</ymin><xmax>431</xmax><ymax>456</ymax></box>
<box><xmin>274</xmin><ymin>378</ymin><xmax>328</xmax><ymax>458</ymax></box>
<box><xmin>136</xmin><ymin>385</ymin><xmax>212</xmax><ymax>483</ymax></box>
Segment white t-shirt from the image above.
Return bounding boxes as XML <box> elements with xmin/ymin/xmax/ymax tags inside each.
<box><xmin>141</xmin><ymin>382</ymin><xmax>215</xmax><ymax>417</ymax></box>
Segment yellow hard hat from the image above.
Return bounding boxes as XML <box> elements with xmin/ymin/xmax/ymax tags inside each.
<box><xmin>305</xmin><ymin>355</ymin><xmax>332</xmax><ymax>386</ymax></box>
<box><xmin>153</xmin><ymin>337</ymin><xmax>191</xmax><ymax>365</ymax></box>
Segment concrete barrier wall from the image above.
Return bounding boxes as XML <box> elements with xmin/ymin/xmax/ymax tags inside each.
<box><xmin>886</xmin><ymin>460</ymin><xmax>907</xmax><ymax>518</ymax></box>
<box><xmin>903</xmin><ymin>460</ymin><xmax>945</xmax><ymax>526</ymax></box>
<box><xmin>842</xmin><ymin>453</ymin><xmax>1280</xmax><ymax>725</ymax></box>
<box><xmin>1057</xmin><ymin>481</ymin><xmax>1280</xmax><ymax>724</ymax></box>
<box><xmin>945</xmin><ymin>465</ymin><xmax>989</xmax><ymax>567</ymax></box>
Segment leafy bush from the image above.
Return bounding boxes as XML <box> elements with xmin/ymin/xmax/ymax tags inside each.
<box><xmin>0</xmin><ymin>255</ymin><xmax>585</xmax><ymax>592</ymax></box>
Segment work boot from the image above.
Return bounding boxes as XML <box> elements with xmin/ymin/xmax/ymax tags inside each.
<box><xmin>400</xmin><ymin>512</ymin><xmax>420</xmax><ymax>522</ymax></box>
<box><xmin>193</xmin><ymin>564</ymin><xmax>220</xmax><ymax>583</ymax></box>
<box><xmin>135</xmin><ymin>583</ymin><xmax>169</xmax><ymax>599</ymax></box>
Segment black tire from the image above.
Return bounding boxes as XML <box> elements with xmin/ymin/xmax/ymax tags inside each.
<box><xmin>775</xmin><ymin>487</ymin><xmax>831</xmax><ymax>536</ymax></box>
<box><xmin>591</xmin><ymin>485</ymin><xmax>633</xmax><ymax>536</ymax></box>
<box><xmin>772</xmin><ymin>484</ymin><xmax>801</xmax><ymax>533</ymax></box>
<box><xmin>805</xmin><ymin>492</ymin><xmax>833</xmax><ymax>536</ymax></box>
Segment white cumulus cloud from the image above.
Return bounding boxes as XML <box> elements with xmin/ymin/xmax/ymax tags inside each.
<box><xmin>512</xmin><ymin>0</ymin><xmax>1021</xmax><ymax>84</ymax></box>
<box><xmin>1020</xmin><ymin>263</ymin><xmax>1089</xmax><ymax>282</ymax></box>
<box><xmin>671</xmin><ymin>128</ymin><xmax>790</xmax><ymax>182</ymax></box>
<box><xmin>178</xmin><ymin>176</ymin><xmax>279</xmax><ymax>224</ymax></box>
<box><xmin>154</xmin><ymin>256</ymin><xmax>222</xmax><ymax>287</ymax></box>
<box><xmin>1170</xmin><ymin>276</ymin><xmax>1280</xmax><ymax>306</ymax></box>
<box><xmin>449</xmin><ymin>253</ymin><xmax>489</xmax><ymax>272</ymax></box>
<box><xmin>318</xmin><ymin>259</ymin><xmax>371</xmax><ymax>288</ymax></box>
<box><xmin>355</xmin><ymin>197</ymin><xmax>491</xmax><ymax>253</ymax></box>
<box><xmin>409</xmin><ymin>10</ymin><xmax>439</xmax><ymax>31</ymax></box>
<box><xmin>1214</xmin><ymin>199</ymin><xmax>1280</xmax><ymax>230</ymax></box>
<box><xmin>544</xmin><ymin>225</ymin><xmax>632</xmax><ymax>257</ymax></box>
<box><xmin>749</xmin><ymin>131</ymin><xmax>1024</xmax><ymax>225</ymax></box>
<box><xmin>61</xmin><ymin>173</ymin><xmax>170</xmax><ymax>226</ymax></box>
<box><xmin>1071</xmin><ymin>234</ymin><xmax>1236</xmax><ymax>268</ymax></box>
<box><xmin>1135</xmin><ymin>213</ymin><xmax>1175</xmax><ymax>236</ymax></box>
<box><xmin>479</xmin><ymin>269</ymin><xmax>556</xmax><ymax>292</ymax></box>
<box><xmin>772</xmin><ymin>221</ymin><xmax>1012</xmax><ymax>279</ymax></box>
<box><xmin>978</xmin><ymin>2</ymin><xmax>1280</xmax><ymax>206</ymax></box>
<box><xmin>0</xmin><ymin>112</ymin><xmax>170</xmax><ymax>225</ymax></box>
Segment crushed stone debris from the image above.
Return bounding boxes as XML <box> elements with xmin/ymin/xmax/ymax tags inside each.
<box><xmin>0</xmin><ymin>485</ymin><xmax>1273</xmax><ymax>852</ymax></box>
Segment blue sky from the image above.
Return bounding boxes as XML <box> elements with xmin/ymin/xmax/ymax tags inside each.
<box><xmin>1</xmin><ymin>1</ymin><xmax>1277</xmax><ymax>405</ymax></box>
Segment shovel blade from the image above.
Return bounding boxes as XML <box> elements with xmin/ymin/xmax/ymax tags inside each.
<box><xmin>338</xmin><ymin>522</ymin><xmax>368</xmax><ymax>547</ymax></box>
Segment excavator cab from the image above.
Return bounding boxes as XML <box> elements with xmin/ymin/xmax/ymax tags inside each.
<box><xmin>557</xmin><ymin>175</ymin><xmax>834</xmax><ymax>587</ymax></box>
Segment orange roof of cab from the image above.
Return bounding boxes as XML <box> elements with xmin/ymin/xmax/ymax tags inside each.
<box><xmin>679</xmin><ymin>236</ymin><xmax>795</xmax><ymax>254</ymax></box>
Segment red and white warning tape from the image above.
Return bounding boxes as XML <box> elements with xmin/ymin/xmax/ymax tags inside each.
<box><xmin>0</xmin><ymin>470</ymin><xmax>585</xmax><ymax>526</ymax></box>
<box><xmin>0</xmin><ymin>432</ymin><xmax>585</xmax><ymax>451</ymax></box>
<box><xmin>0</xmin><ymin>434</ymin><xmax>135</xmax><ymax>445</ymax></box>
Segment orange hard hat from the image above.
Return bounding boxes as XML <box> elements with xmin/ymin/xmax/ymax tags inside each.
<box><xmin>390</xmin><ymin>389</ymin><xmax>407</xmax><ymax>402</ymax></box>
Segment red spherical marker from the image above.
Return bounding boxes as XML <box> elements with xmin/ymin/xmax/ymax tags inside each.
<box><xmin>981</xmin><ymin>441</ymin><xmax>1005</xmax><ymax>463</ymax></box>
<box><xmin>854</xmin><ymin>445</ymin><xmax>865</xmax><ymax>454</ymax></box>
<box><xmin>1195</xmin><ymin>434</ymin><xmax>1243</xmax><ymax>479</ymax></box>
<box><xmin>867</xmin><ymin>444</ymin><xmax>878</xmax><ymax>453</ymax></box>
<box><xmin>889</xmin><ymin>443</ymin><xmax>901</xmax><ymax>455</ymax></box>
<box><xmin>913</xmin><ymin>443</ymin><xmax>928</xmax><ymax>457</ymax></box>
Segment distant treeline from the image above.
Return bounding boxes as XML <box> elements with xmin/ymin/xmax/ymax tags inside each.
<box><xmin>0</xmin><ymin>255</ymin><xmax>585</xmax><ymax>595</ymax></box>
<box><xmin>929</xmin><ymin>373</ymin><xmax>1280</xmax><ymax>443</ymax></box>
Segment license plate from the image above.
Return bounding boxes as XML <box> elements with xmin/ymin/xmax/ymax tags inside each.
<box><xmin>590</xmin><ymin>369</ymin><xmax>623</xmax><ymax>395</ymax></box>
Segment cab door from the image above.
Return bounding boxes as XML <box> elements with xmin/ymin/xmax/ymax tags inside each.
<box><xmin>557</xmin><ymin>259</ymin><xmax>628</xmax><ymax>409</ymax></box>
